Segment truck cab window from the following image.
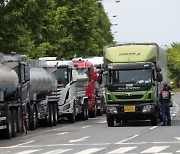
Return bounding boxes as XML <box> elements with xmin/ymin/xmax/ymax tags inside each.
<box><xmin>55</xmin><ymin>67</ymin><xmax>68</xmax><ymax>86</ymax></box>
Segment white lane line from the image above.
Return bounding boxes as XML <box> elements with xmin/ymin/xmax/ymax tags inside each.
<box><xmin>100</xmin><ymin>121</ymin><xmax>107</xmax><ymax>124</ymax></box>
<box><xmin>150</xmin><ymin>126</ymin><xmax>157</xmax><ymax>130</ymax></box>
<box><xmin>175</xmin><ymin>137</ymin><xmax>180</xmax><ymax>140</ymax></box>
<box><xmin>74</xmin><ymin>148</ymin><xmax>104</xmax><ymax>154</ymax></box>
<box><xmin>141</xmin><ymin>146</ymin><xmax>169</xmax><ymax>153</ymax></box>
<box><xmin>57</xmin><ymin>132</ymin><xmax>69</xmax><ymax>135</ymax></box>
<box><xmin>15</xmin><ymin>149</ymin><xmax>41</xmax><ymax>154</ymax></box>
<box><xmin>107</xmin><ymin>147</ymin><xmax>137</xmax><ymax>154</ymax></box>
<box><xmin>9</xmin><ymin>141</ymin><xmax>35</xmax><ymax>148</ymax></box>
<box><xmin>42</xmin><ymin>149</ymin><xmax>72</xmax><ymax>154</ymax></box>
<box><xmin>177</xmin><ymin>149</ymin><xmax>180</xmax><ymax>152</ymax></box>
<box><xmin>82</xmin><ymin>125</ymin><xmax>91</xmax><ymax>129</ymax></box>
<box><xmin>116</xmin><ymin>134</ymin><xmax>139</xmax><ymax>144</ymax></box>
<box><xmin>69</xmin><ymin>136</ymin><xmax>89</xmax><ymax>143</ymax></box>
<box><xmin>20</xmin><ymin>121</ymin><xmax>86</xmax><ymax>139</ymax></box>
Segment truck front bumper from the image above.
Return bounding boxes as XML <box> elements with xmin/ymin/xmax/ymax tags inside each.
<box><xmin>106</xmin><ymin>104</ymin><xmax>156</xmax><ymax>120</ymax></box>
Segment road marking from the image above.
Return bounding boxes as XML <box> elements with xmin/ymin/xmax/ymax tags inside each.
<box><xmin>141</xmin><ymin>146</ymin><xmax>169</xmax><ymax>153</ymax></box>
<box><xmin>9</xmin><ymin>141</ymin><xmax>35</xmax><ymax>148</ymax></box>
<box><xmin>42</xmin><ymin>149</ymin><xmax>72</xmax><ymax>154</ymax></box>
<box><xmin>150</xmin><ymin>126</ymin><xmax>157</xmax><ymax>130</ymax></box>
<box><xmin>69</xmin><ymin>136</ymin><xmax>89</xmax><ymax>143</ymax></box>
<box><xmin>74</xmin><ymin>148</ymin><xmax>104</xmax><ymax>154</ymax></box>
<box><xmin>57</xmin><ymin>132</ymin><xmax>69</xmax><ymax>135</ymax></box>
<box><xmin>175</xmin><ymin>137</ymin><xmax>180</xmax><ymax>140</ymax></box>
<box><xmin>100</xmin><ymin>121</ymin><xmax>107</xmax><ymax>124</ymax></box>
<box><xmin>15</xmin><ymin>149</ymin><xmax>41</xmax><ymax>154</ymax></box>
<box><xmin>82</xmin><ymin>125</ymin><xmax>91</xmax><ymax>129</ymax></box>
<box><xmin>107</xmin><ymin>147</ymin><xmax>137</xmax><ymax>153</ymax></box>
<box><xmin>116</xmin><ymin>134</ymin><xmax>139</xmax><ymax>144</ymax></box>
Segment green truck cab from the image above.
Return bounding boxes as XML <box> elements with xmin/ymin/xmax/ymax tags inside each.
<box><xmin>102</xmin><ymin>43</ymin><xmax>167</xmax><ymax>127</ymax></box>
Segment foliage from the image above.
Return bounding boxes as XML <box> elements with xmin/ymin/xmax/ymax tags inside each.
<box><xmin>167</xmin><ymin>42</ymin><xmax>180</xmax><ymax>88</ymax></box>
<box><xmin>0</xmin><ymin>0</ymin><xmax>113</xmax><ymax>59</ymax></box>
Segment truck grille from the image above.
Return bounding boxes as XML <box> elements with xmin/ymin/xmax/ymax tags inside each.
<box><xmin>115</xmin><ymin>94</ymin><xmax>143</xmax><ymax>99</ymax></box>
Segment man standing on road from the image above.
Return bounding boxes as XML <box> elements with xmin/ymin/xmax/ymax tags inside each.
<box><xmin>158</xmin><ymin>82</ymin><xmax>171</xmax><ymax>126</ymax></box>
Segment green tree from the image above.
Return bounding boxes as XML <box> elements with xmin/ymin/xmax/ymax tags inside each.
<box><xmin>54</xmin><ymin>0</ymin><xmax>113</xmax><ymax>59</ymax></box>
<box><xmin>167</xmin><ymin>43</ymin><xmax>180</xmax><ymax>87</ymax></box>
<box><xmin>0</xmin><ymin>0</ymin><xmax>113</xmax><ymax>59</ymax></box>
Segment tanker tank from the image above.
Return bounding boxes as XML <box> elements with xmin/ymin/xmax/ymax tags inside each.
<box><xmin>30</xmin><ymin>68</ymin><xmax>57</xmax><ymax>99</ymax></box>
<box><xmin>0</xmin><ymin>64</ymin><xmax>19</xmax><ymax>98</ymax></box>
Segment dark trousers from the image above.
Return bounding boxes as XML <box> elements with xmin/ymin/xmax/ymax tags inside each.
<box><xmin>162</xmin><ymin>103</ymin><xmax>171</xmax><ymax>125</ymax></box>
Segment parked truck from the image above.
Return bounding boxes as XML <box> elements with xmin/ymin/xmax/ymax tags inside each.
<box><xmin>101</xmin><ymin>43</ymin><xmax>166</xmax><ymax>126</ymax></box>
<box><xmin>0</xmin><ymin>52</ymin><xmax>30</xmax><ymax>138</ymax></box>
<box><xmin>73</xmin><ymin>59</ymin><xmax>99</xmax><ymax>118</ymax></box>
<box><xmin>39</xmin><ymin>58</ymin><xmax>89</xmax><ymax>123</ymax></box>
<box><xmin>82</xmin><ymin>57</ymin><xmax>106</xmax><ymax>115</ymax></box>
<box><xmin>28</xmin><ymin>59</ymin><xmax>58</xmax><ymax>129</ymax></box>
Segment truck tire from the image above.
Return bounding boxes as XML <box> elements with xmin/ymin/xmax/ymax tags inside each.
<box><xmin>97</xmin><ymin>98</ymin><xmax>104</xmax><ymax>116</ymax></box>
<box><xmin>53</xmin><ymin>103</ymin><xmax>58</xmax><ymax>126</ymax></box>
<box><xmin>12</xmin><ymin>109</ymin><xmax>17</xmax><ymax>137</ymax></box>
<box><xmin>48</xmin><ymin>103</ymin><xmax>54</xmax><ymax>127</ymax></box>
<box><xmin>81</xmin><ymin>104</ymin><xmax>87</xmax><ymax>121</ymax></box>
<box><xmin>68</xmin><ymin>102</ymin><xmax>76</xmax><ymax>123</ymax></box>
<box><xmin>29</xmin><ymin>105</ymin><xmax>37</xmax><ymax>130</ymax></box>
<box><xmin>17</xmin><ymin>107</ymin><xmax>23</xmax><ymax>133</ymax></box>
<box><xmin>85</xmin><ymin>101</ymin><xmax>89</xmax><ymax>120</ymax></box>
<box><xmin>107</xmin><ymin>117</ymin><xmax>114</xmax><ymax>127</ymax></box>
<box><xmin>151</xmin><ymin>115</ymin><xmax>158</xmax><ymax>126</ymax></box>
<box><xmin>90</xmin><ymin>104</ymin><xmax>97</xmax><ymax>118</ymax></box>
<box><xmin>5</xmin><ymin>109</ymin><xmax>12</xmax><ymax>139</ymax></box>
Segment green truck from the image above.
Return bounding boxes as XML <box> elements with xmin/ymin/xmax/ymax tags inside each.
<box><xmin>101</xmin><ymin>43</ymin><xmax>167</xmax><ymax>126</ymax></box>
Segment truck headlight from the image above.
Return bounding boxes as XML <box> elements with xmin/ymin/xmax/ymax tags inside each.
<box><xmin>142</xmin><ymin>105</ymin><xmax>151</xmax><ymax>112</ymax></box>
<box><xmin>107</xmin><ymin>106</ymin><xmax>117</xmax><ymax>114</ymax></box>
<box><xmin>63</xmin><ymin>103</ymin><xmax>70</xmax><ymax>111</ymax></box>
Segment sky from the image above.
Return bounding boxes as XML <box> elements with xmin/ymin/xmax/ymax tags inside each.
<box><xmin>101</xmin><ymin>0</ymin><xmax>180</xmax><ymax>47</ymax></box>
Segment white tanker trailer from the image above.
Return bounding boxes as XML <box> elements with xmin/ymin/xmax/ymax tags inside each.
<box><xmin>0</xmin><ymin>53</ymin><xmax>30</xmax><ymax>139</ymax></box>
<box><xmin>28</xmin><ymin>60</ymin><xmax>58</xmax><ymax>130</ymax></box>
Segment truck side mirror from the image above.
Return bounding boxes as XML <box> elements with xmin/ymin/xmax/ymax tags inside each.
<box><xmin>98</xmin><ymin>74</ymin><xmax>103</xmax><ymax>85</ymax></box>
<box><xmin>157</xmin><ymin>73</ymin><xmax>163</xmax><ymax>82</ymax></box>
<box><xmin>93</xmin><ymin>72</ymin><xmax>98</xmax><ymax>81</ymax></box>
<box><xmin>25</xmin><ymin>65</ymin><xmax>30</xmax><ymax>81</ymax></box>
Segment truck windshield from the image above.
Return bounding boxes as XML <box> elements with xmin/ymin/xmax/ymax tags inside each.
<box><xmin>54</xmin><ymin>67</ymin><xmax>68</xmax><ymax>86</ymax></box>
<box><xmin>108</xmin><ymin>69</ymin><xmax>151</xmax><ymax>84</ymax></box>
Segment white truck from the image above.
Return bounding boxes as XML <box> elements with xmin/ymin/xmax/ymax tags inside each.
<box><xmin>39</xmin><ymin>57</ymin><xmax>89</xmax><ymax>123</ymax></box>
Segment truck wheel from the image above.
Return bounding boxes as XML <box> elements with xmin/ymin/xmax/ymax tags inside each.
<box><xmin>90</xmin><ymin>104</ymin><xmax>97</xmax><ymax>118</ymax></box>
<box><xmin>151</xmin><ymin>115</ymin><xmax>158</xmax><ymax>126</ymax></box>
<box><xmin>97</xmin><ymin>99</ymin><xmax>104</xmax><ymax>116</ymax></box>
<box><xmin>17</xmin><ymin>107</ymin><xmax>23</xmax><ymax>133</ymax></box>
<box><xmin>5</xmin><ymin>110</ymin><xmax>12</xmax><ymax>139</ymax></box>
<box><xmin>12</xmin><ymin>109</ymin><xmax>17</xmax><ymax>137</ymax></box>
<box><xmin>68</xmin><ymin>103</ymin><xmax>76</xmax><ymax>123</ymax></box>
<box><xmin>85</xmin><ymin>101</ymin><xmax>89</xmax><ymax>120</ymax></box>
<box><xmin>48</xmin><ymin>103</ymin><xmax>54</xmax><ymax>127</ymax></box>
<box><xmin>81</xmin><ymin>103</ymin><xmax>87</xmax><ymax>121</ymax></box>
<box><xmin>107</xmin><ymin>117</ymin><xmax>114</xmax><ymax>127</ymax></box>
<box><xmin>29</xmin><ymin>105</ymin><xmax>37</xmax><ymax>130</ymax></box>
<box><xmin>53</xmin><ymin>103</ymin><xmax>58</xmax><ymax>126</ymax></box>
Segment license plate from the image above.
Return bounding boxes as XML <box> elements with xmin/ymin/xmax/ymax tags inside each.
<box><xmin>124</xmin><ymin>106</ymin><xmax>135</xmax><ymax>112</ymax></box>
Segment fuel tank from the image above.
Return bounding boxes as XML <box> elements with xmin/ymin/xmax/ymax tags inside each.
<box><xmin>0</xmin><ymin>64</ymin><xmax>19</xmax><ymax>97</ymax></box>
<box><xmin>30</xmin><ymin>68</ymin><xmax>57</xmax><ymax>98</ymax></box>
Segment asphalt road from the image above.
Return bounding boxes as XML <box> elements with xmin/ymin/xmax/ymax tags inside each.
<box><xmin>0</xmin><ymin>93</ymin><xmax>180</xmax><ymax>154</ymax></box>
